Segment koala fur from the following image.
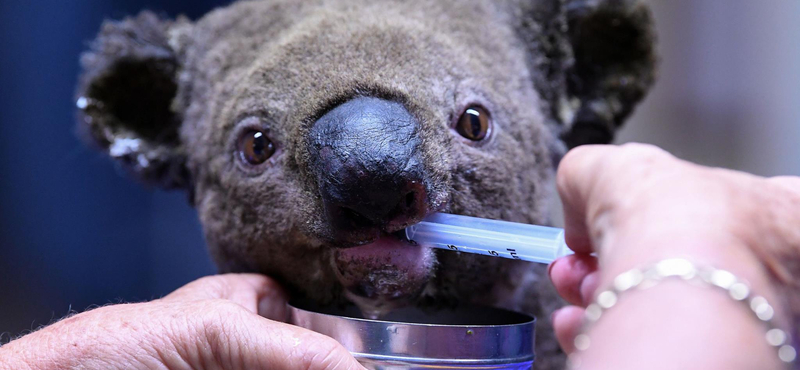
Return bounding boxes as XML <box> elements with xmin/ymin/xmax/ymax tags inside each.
<box><xmin>77</xmin><ymin>0</ymin><xmax>656</xmax><ymax>368</ymax></box>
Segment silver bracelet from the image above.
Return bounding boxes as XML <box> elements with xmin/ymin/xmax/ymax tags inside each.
<box><xmin>568</xmin><ymin>258</ymin><xmax>797</xmax><ymax>369</ymax></box>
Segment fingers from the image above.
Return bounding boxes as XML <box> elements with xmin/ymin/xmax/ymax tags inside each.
<box><xmin>552</xmin><ymin>144</ymin><xmax>800</xmax><ymax>362</ymax></box>
<box><xmin>552</xmin><ymin>305</ymin><xmax>585</xmax><ymax>354</ymax></box>
<box><xmin>556</xmin><ymin>143</ymin><xmax>679</xmax><ymax>256</ymax></box>
<box><xmin>548</xmin><ymin>254</ymin><xmax>599</xmax><ymax>306</ymax></box>
<box><xmin>556</xmin><ymin>144</ymin><xmax>611</xmax><ymax>254</ymax></box>
<box><xmin>164</xmin><ymin>274</ymin><xmax>289</xmax><ymax>321</ymax></box>
<box><xmin>194</xmin><ymin>303</ymin><xmax>366</xmax><ymax>370</ymax></box>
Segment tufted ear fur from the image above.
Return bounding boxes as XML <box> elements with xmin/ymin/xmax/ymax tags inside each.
<box><xmin>517</xmin><ymin>0</ymin><xmax>657</xmax><ymax>148</ymax></box>
<box><xmin>76</xmin><ymin>11</ymin><xmax>191</xmax><ymax>189</ymax></box>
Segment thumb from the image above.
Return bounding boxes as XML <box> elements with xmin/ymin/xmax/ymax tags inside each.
<box><xmin>163</xmin><ymin>273</ymin><xmax>290</xmax><ymax>321</ymax></box>
<box><xmin>556</xmin><ymin>143</ymin><xmax>678</xmax><ymax>256</ymax></box>
<box><xmin>556</xmin><ymin>144</ymin><xmax>615</xmax><ymax>255</ymax></box>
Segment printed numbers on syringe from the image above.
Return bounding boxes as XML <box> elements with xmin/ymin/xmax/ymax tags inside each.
<box><xmin>445</xmin><ymin>244</ymin><xmax>521</xmax><ymax>260</ymax></box>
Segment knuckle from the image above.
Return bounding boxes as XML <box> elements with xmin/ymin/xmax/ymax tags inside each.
<box><xmin>299</xmin><ymin>336</ymin><xmax>355</xmax><ymax>370</ymax></box>
<box><xmin>559</xmin><ymin>145</ymin><xmax>600</xmax><ymax>173</ymax></box>
<box><xmin>189</xmin><ymin>299</ymin><xmax>251</xmax><ymax>368</ymax></box>
<box><xmin>203</xmin><ymin>299</ymin><xmax>249</xmax><ymax>322</ymax></box>
<box><xmin>557</xmin><ymin>145</ymin><xmax>603</xmax><ymax>192</ymax></box>
<box><xmin>606</xmin><ymin>144</ymin><xmax>681</xmax><ymax>188</ymax></box>
<box><xmin>170</xmin><ymin>275</ymin><xmax>227</xmax><ymax>299</ymax></box>
<box><xmin>616</xmin><ymin>143</ymin><xmax>674</xmax><ymax>166</ymax></box>
<box><xmin>193</xmin><ymin>275</ymin><xmax>230</xmax><ymax>292</ymax></box>
<box><xmin>193</xmin><ymin>299</ymin><xmax>247</xmax><ymax>340</ymax></box>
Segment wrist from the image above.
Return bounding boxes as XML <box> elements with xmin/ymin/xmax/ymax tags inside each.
<box><xmin>574</xmin><ymin>252</ymin><xmax>794</xmax><ymax>370</ymax></box>
<box><xmin>579</xmin><ymin>280</ymin><xmax>786</xmax><ymax>370</ymax></box>
<box><xmin>598</xmin><ymin>229</ymin><xmax>789</xmax><ymax>326</ymax></box>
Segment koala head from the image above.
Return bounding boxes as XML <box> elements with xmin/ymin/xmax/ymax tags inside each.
<box><xmin>77</xmin><ymin>0</ymin><xmax>655</xmax><ymax>364</ymax></box>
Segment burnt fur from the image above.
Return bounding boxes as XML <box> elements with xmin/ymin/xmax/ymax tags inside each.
<box><xmin>76</xmin><ymin>1</ymin><xmax>657</xmax><ymax>368</ymax></box>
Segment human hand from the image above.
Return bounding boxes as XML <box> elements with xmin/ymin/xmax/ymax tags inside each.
<box><xmin>0</xmin><ymin>274</ymin><xmax>364</xmax><ymax>370</ymax></box>
<box><xmin>548</xmin><ymin>143</ymin><xmax>800</xmax><ymax>369</ymax></box>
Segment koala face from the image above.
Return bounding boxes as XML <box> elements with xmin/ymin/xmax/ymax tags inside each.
<box><xmin>78</xmin><ymin>0</ymin><xmax>655</xmax><ymax>367</ymax></box>
<box><xmin>183</xmin><ymin>0</ymin><xmax>569</xmax><ymax>314</ymax></box>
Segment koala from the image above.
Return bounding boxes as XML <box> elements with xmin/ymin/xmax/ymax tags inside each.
<box><xmin>76</xmin><ymin>0</ymin><xmax>656</xmax><ymax>368</ymax></box>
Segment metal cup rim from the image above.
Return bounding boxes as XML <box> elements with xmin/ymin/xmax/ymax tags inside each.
<box><xmin>289</xmin><ymin>302</ymin><xmax>536</xmax><ymax>364</ymax></box>
<box><xmin>288</xmin><ymin>301</ymin><xmax>535</xmax><ymax>328</ymax></box>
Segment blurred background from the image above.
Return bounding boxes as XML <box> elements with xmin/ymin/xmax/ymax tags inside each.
<box><xmin>0</xmin><ymin>0</ymin><xmax>798</xmax><ymax>340</ymax></box>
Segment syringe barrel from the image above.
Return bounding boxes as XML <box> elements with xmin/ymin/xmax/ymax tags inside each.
<box><xmin>405</xmin><ymin>213</ymin><xmax>571</xmax><ymax>264</ymax></box>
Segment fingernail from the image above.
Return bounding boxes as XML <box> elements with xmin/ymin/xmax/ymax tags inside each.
<box><xmin>258</xmin><ymin>289</ymin><xmax>290</xmax><ymax>322</ymax></box>
<box><xmin>551</xmin><ymin>308</ymin><xmax>562</xmax><ymax>323</ymax></box>
<box><xmin>571</xmin><ymin>256</ymin><xmax>587</xmax><ymax>274</ymax></box>
<box><xmin>547</xmin><ymin>258</ymin><xmax>560</xmax><ymax>278</ymax></box>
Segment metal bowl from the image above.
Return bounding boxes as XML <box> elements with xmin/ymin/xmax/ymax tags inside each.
<box><xmin>289</xmin><ymin>301</ymin><xmax>535</xmax><ymax>370</ymax></box>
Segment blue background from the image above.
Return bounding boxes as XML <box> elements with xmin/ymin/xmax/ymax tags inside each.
<box><xmin>0</xmin><ymin>0</ymin><xmax>226</xmax><ymax>340</ymax></box>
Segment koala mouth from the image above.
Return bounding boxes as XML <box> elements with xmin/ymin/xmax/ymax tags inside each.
<box><xmin>331</xmin><ymin>230</ymin><xmax>435</xmax><ymax>319</ymax></box>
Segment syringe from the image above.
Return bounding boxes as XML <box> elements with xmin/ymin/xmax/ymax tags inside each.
<box><xmin>405</xmin><ymin>213</ymin><xmax>573</xmax><ymax>264</ymax></box>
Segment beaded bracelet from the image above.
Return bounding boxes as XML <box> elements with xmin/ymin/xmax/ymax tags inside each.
<box><xmin>567</xmin><ymin>258</ymin><xmax>797</xmax><ymax>369</ymax></box>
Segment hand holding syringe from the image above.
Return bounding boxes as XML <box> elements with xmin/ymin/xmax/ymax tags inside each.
<box><xmin>405</xmin><ymin>213</ymin><xmax>573</xmax><ymax>264</ymax></box>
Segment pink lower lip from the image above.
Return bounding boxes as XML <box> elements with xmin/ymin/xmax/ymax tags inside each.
<box><xmin>332</xmin><ymin>236</ymin><xmax>435</xmax><ymax>317</ymax></box>
<box><xmin>333</xmin><ymin>229</ymin><xmax>411</xmax><ymax>249</ymax></box>
<box><xmin>333</xmin><ymin>237</ymin><xmax>431</xmax><ymax>275</ymax></box>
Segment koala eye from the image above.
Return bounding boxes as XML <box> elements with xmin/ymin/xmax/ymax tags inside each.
<box><xmin>455</xmin><ymin>106</ymin><xmax>491</xmax><ymax>141</ymax></box>
<box><xmin>237</xmin><ymin>130</ymin><xmax>276</xmax><ymax>165</ymax></box>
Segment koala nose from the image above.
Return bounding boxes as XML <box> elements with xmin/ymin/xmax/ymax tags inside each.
<box><xmin>308</xmin><ymin>96</ymin><xmax>429</xmax><ymax>242</ymax></box>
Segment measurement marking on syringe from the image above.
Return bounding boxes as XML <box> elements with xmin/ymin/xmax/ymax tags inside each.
<box><xmin>438</xmin><ymin>244</ymin><xmax>522</xmax><ymax>258</ymax></box>
<box><xmin>426</xmin><ymin>242</ymin><xmax>565</xmax><ymax>264</ymax></box>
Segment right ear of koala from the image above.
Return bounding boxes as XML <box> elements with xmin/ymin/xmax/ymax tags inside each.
<box><xmin>517</xmin><ymin>0</ymin><xmax>657</xmax><ymax>149</ymax></box>
<box><xmin>76</xmin><ymin>11</ymin><xmax>192</xmax><ymax>189</ymax></box>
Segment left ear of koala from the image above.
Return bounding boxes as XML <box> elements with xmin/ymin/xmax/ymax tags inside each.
<box><xmin>518</xmin><ymin>0</ymin><xmax>657</xmax><ymax>148</ymax></box>
<box><xmin>563</xmin><ymin>0</ymin><xmax>657</xmax><ymax>147</ymax></box>
<box><xmin>76</xmin><ymin>11</ymin><xmax>192</xmax><ymax>189</ymax></box>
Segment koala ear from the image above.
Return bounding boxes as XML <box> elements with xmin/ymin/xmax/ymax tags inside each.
<box><xmin>76</xmin><ymin>11</ymin><xmax>192</xmax><ymax>189</ymax></box>
<box><xmin>560</xmin><ymin>0</ymin><xmax>657</xmax><ymax>147</ymax></box>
